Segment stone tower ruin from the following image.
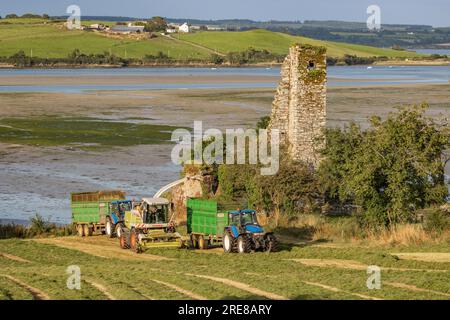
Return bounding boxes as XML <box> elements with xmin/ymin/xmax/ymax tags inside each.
<box><xmin>268</xmin><ymin>44</ymin><xmax>327</xmax><ymax>168</ymax></box>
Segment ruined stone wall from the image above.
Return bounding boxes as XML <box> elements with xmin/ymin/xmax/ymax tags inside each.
<box><xmin>268</xmin><ymin>44</ymin><xmax>327</xmax><ymax>168</ymax></box>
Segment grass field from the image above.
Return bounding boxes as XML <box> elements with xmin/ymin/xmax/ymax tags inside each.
<box><xmin>0</xmin><ymin>24</ymin><xmax>210</xmax><ymax>60</ymax></box>
<box><xmin>0</xmin><ymin>21</ymin><xmax>423</xmax><ymax>60</ymax></box>
<box><xmin>0</xmin><ymin>235</ymin><xmax>449</xmax><ymax>300</ymax></box>
<box><xmin>178</xmin><ymin>29</ymin><xmax>422</xmax><ymax>58</ymax></box>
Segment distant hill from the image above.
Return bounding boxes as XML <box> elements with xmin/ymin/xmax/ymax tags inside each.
<box><xmin>177</xmin><ymin>29</ymin><xmax>421</xmax><ymax>58</ymax></box>
<box><xmin>0</xmin><ymin>20</ymin><xmax>423</xmax><ymax>61</ymax></box>
<box><xmin>56</xmin><ymin>17</ymin><xmax>450</xmax><ymax>49</ymax></box>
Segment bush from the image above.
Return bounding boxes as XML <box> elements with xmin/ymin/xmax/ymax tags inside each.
<box><xmin>318</xmin><ymin>104</ymin><xmax>449</xmax><ymax>227</ymax></box>
<box><xmin>424</xmin><ymin>209</ymin><xmax>449</xmax><ymax>235</ymax></box>
<box><xmin>210</xmin><ymin>54</ymin><xmax>224</xmax><ymax>65</ymax></box>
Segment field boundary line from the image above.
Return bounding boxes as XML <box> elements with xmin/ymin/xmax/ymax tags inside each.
<box><xmin>150</xmin><ymin>278</ymin><xmax>207</xmax><ymax>300</ymax></box>
<box><xmin>0</xmin><ymin>252</ymin><xmax>31</xmax><ymax>263</ymax></box>
<box><xmin>384</xmin><ymin>282</ymin><xmax>450</xmax><ymax>297</ymax></box>
<box><xmin>85</xmin><ymin>279</ymin><xmax>116</xmax><ymax>300</ymax></box>
<box><xmin>186</xmin><ymin>273</ymin><xmax>288</xmax><ymax>300</ymax></box>
<box><xmin>302</xmin><ymin>280</ymin><xmax>382</xmax><ymax>300</ymax></box>
<box><xmin>289</xmin><ymin>258</ymin><xmax>448</xmax><ymax>273</ymax></box>
<box><xmin>0</xmin><ymin>274</ymin><xmax>50</xmax><ymax>300</ymax></box>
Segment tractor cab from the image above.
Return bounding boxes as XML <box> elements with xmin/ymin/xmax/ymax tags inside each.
<box><xmin>109</xmin><ymin>200</ymin><xmax>132</xmax><ymax>223</ymax></box>
<box><xmin>125</xmin><ymin>197</ymin><xmax>172</xmax><ymax>230</ymax></box>
<box><xmin>228</xmin><ymin>209</ymin><xmax>264</xmax><ymax>234</ymax></box>
<box><xmin>120</xmin><ymin>197</ymin><xmax>181</xmax><ymax>252</ymax></box>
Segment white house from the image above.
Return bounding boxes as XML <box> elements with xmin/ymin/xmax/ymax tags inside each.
<box><xmin>179</xmin><ymin>22</ymin><xmax>191</xmax><ymax>33</ymax></box>
<box><xmin>166</xmin><ymin>26</ymin><xmax>177</xmax><ymax>34</ymax></box>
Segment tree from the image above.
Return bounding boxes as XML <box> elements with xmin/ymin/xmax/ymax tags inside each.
<box><xmin>318</xmin><ymin>104</ymin><xmax>449</xmax><ymax>227</ymax></box>
<box><xmin>144</xmin><ymin>16</ymin><xmax>167</xmax><ymax>32</ymax></box>
<box><xmin>5</xmin><ymin>14</ymin><xmax>18</xmax><ymax>19</ymax></box>
<box><xmin>9</xmin><ymin>50</ymin><xmax>32</xmax><ymax>67</ymax></box>
<box><xmin>42</xmin><ymin>14</ymin><xmax>50</xmax><ymax>19</ymax></box>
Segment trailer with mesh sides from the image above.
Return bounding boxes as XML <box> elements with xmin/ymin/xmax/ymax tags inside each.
<box><xmin>71</xmin><ymin>190</ymin><xmax>126</xmax><ymax>237</ymax></box>
<box><xmin>186</xmin><ymin>198</ymin><xmax>228</xmax><ymax>250</ymax></box>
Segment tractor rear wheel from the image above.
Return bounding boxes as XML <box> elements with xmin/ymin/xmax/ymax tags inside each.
<box><xmin>198</xmin><ymin>236</ymin><xmax>208</xmax><ymax>250</ymax></box>
<box><xmin>237</xmin><ymin>235</ymin><xmax>252</xmax><ymax>253</ymax></box>
<box><xmin>119</xmin><ymin>230</ymin><xmax>130</xmax><ymax>249</ymax></box>
<box><xmin>223</xmin><ymin>231</ymin><xmax>237</xmax><ymax>253</ymax></box>
<box><xmin>105</xmin><ymin>218</ymin><xmax>115</xmax><ymax>238</ymax></box>
<box><xmin>266</xmin><ymin>234</ymin><xmax>278</xmax><ymax>252</ymax></box>
<box><xmin>76</xmin><ymin>224</ymin><xmax>84</xmax><ymax>237</ymax></box>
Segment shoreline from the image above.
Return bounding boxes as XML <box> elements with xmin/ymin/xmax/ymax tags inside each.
<box><xmin>2</xmin><ymin>60</ymin><xmax>450</xmax><ymax>70</ymax></box>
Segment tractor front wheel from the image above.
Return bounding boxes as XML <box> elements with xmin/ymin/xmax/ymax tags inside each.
<box><xmin>237</xmin><ymin>235</ymin><xmax>251</xmax><ymax>253</ymax></box>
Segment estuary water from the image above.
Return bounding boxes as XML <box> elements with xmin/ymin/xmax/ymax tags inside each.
<box><xmin>0</xmin><ymin>65</ymin><xmax>449</xmax><ymax>93</ymax></box>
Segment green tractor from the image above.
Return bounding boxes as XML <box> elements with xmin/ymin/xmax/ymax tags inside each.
<box><xmin>118</xmin><ymin>197</ymin><xmax>181</xmax><ymax>253</ymax></box>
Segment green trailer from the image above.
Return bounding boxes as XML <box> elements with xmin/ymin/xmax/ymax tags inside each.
<box><xmin>186</xmin><ymin>198</ymin><xmax>228</xmax><ymax>249</ymax></box>
<box><xmin>186</xmin><ymin>198</ymin><xmax>278</xmax><ymax>253</ymax></box>
<box><xmin>71</xmin><ymin>190</ymin><xmax>126</xmax><ymax>237</ymax></box>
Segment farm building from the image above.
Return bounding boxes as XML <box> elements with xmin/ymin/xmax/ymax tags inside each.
<box><xmin>179</xmin><ymin>22</ymin><xmax>191</xmax><ymax>33</ymax></box>
<box><xmin>110</xmin><ymin>25</ymin><xmax>145</xmax><ymax>34</ymax></box>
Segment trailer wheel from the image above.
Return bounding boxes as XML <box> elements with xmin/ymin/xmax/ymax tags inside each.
<box><xmin>237</xmin><ymin>235</ymin><xmax>251</xmax><ymax>253</ymax></box>
<box><xmin>198</xmin><ymin>236</ymin><xmax>208</xmax><ymax>250</ymax></box>
<box><xmin>223</xmin><ymin>231</ymin><xmax>237</xmax><ymax>253</ymax></box>
<box><xmin>190</xmin><ymin>234</ymin><xmax>199</xmax><ymax>249</ymax></box>
<box><xmin>266</xmin><ymin>234</ymin><xmax>278</xmax><ymax>252</ymax></box>
<box><xmin>76</xmin><ymin>224</ymin><xmax>84</xmax><ymax>237</ymax></box>
<box><xmin>105</xmin><ymin>218</ymin><xmax>115</xmax><ymax>238</ymax></box>
<box><xmin>83</xmin><ymin>224</ymin><xmax>92</xmax><ymax>237</ymax></box>
<box><xmin>119</xmin><ymin>230</ymin><xmax>130</xmax><ymax>249</ymax></box>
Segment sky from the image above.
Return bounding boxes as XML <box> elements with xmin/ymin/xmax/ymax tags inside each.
<box><xmin>1</xmin><ymin>0</ymin><xmax>449</xmax><ymax>27</ymax></box>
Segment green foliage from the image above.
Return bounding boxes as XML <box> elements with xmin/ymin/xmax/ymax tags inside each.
<box><xmin>225</xmin><ymin>47</ymin><xmax>284</xmax><ymax>64</ymax></box>
<box><xmin>29</xmin><ymin>214</ymin><xmax>55</xmax><ymax>235</ymax></box>
<box><xmin>318</xmin><ymin>104</ymin><xmax>449</xmax><ymax>227</ymax></box>
<box><xmin>0</xmin><ymin>214</ymin><xmax>75</xmax><ymax>239</ymax></box>
<box><xmin>343</xmin><ymin>54</ymin><xmax>375</xmax><ymax>65</ymax></box>
<box><xmin>209</xmin><ymin>54</ymin><xmax>224</xmax><ymax>64</ymax></box>
<box><xmin>256</xmin><ymin>116</ymin><xmax>271</xmax><ymax>130</ymax></box>
<box><xmin>424</xmin><ymin>209</ymin><xmax>450</xmax><ymax>235</ymax></box>
<box><xmin>218</xmin><ymin>156</ymin><xmax>320</xmax><ymax>219</ymax></box>
<box><xmin>144</xmin><ymin>16</ymin><xmax>167</xmax><ymax>32</ymax></box>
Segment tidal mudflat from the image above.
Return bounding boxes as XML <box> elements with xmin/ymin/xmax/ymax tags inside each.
<box><xmin>0</xmin><ymin>70</ymin><xmax>448</xmax><ymax>223</ymax></box>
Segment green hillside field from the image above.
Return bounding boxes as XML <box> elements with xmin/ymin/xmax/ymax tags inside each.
<box><xmin>0</xmin><ymin>21</ymin><xmax>423</xmax><ymax>61</ymax></box>
<box><xmin>178</xmin><ymin>29</ymin><xmax>422</xmax><ymax>58</ymax></box>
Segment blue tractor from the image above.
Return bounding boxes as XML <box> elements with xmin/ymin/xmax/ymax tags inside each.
<box><xmin>105</xmin><ymin>200</ymin><xmax>132</xmax><ymax>238</ymax></box>
<box><xmin>222</xmin><ymin>209</ymin><xmax>278</xmax><ymax>253</ymax></box>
